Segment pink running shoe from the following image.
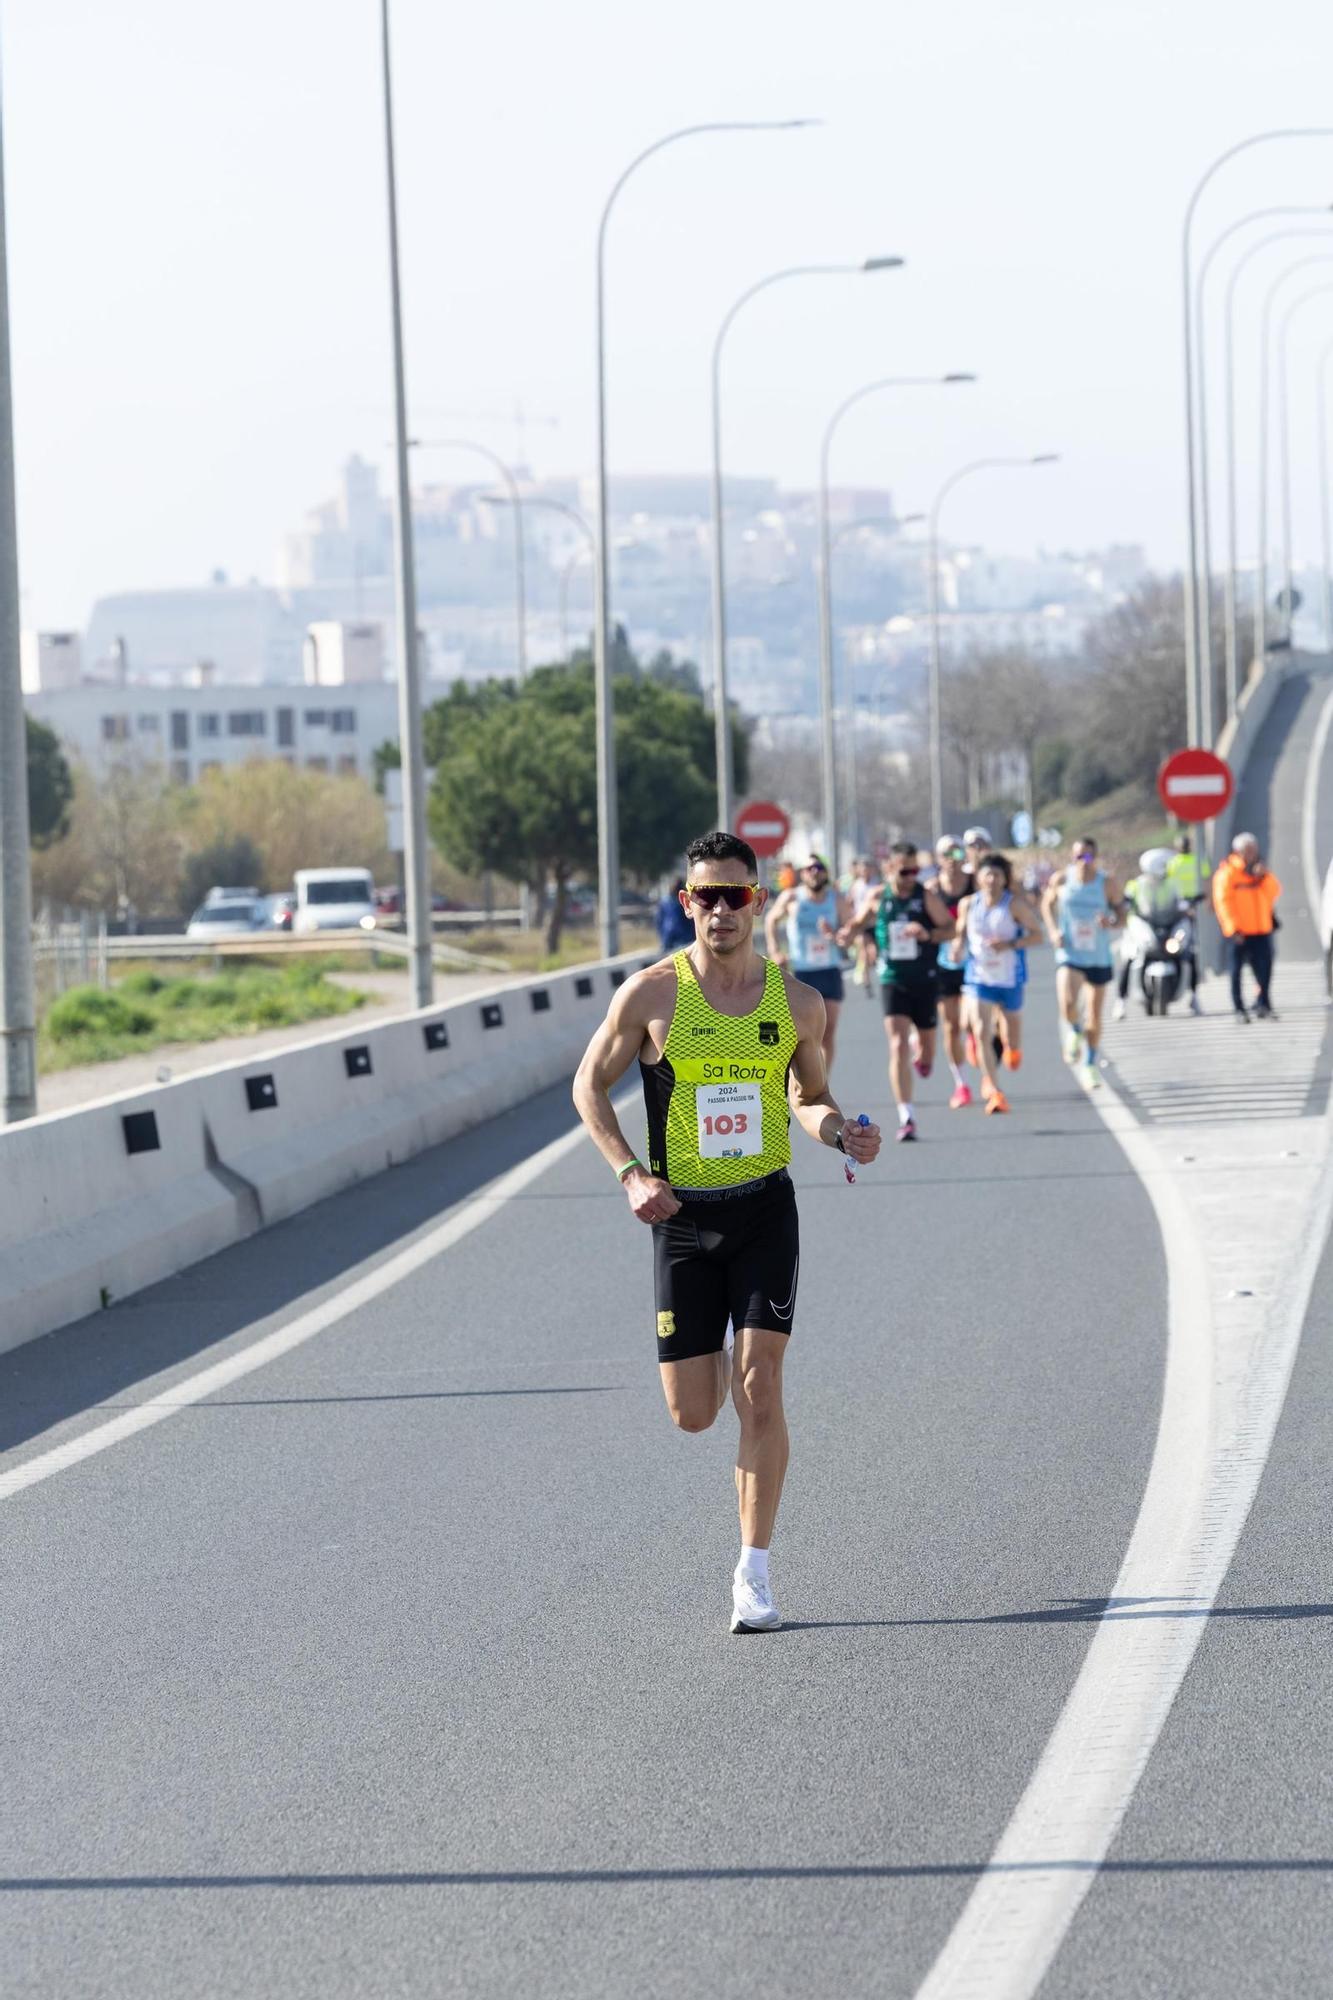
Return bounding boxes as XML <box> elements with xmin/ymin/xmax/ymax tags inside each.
<box><xmin>913</xmin><ymin>1057</ymin><xmax>932</xmax><ymax>1080</ymax></box>
<box><xmin>896</xmin><ymin>1118</ymin><xmax>918</xmax><ymax>1142</ymax></box>
<box><xmin>949</xmin><ymin>1083</ymin><xmax>973</xmax><ymax>1109</ymax></box>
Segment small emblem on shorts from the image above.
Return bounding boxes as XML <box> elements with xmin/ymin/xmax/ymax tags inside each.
<box><xmin>657</xmin><ymin>1311</ymin><xmax>675</xmax><ymax>1341</ymax></box>
<box><xmin>758</xmin><ymin>1021</ymin><xmax>779</xmax><ymax>1045</ymax></box>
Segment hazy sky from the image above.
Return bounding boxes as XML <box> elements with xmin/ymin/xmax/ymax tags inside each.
<box><xmin>8</xmin><ymin>0</ymin><xmax>1333</xmax><ymax>628</ymax></box>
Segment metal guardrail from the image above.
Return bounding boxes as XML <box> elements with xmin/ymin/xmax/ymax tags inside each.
<box><xmin>101</xmin><ymin>930</ymin><xmax>512</xmax><ymax>975</ymax></box>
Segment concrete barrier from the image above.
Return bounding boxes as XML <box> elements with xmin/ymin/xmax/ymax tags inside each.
<box><xmin>0</xmin><ymin>951</ymin><xmax>653</xmax><ymax>1360</ymax></box>
<box><xmin>1211</xmin><ymin>650</ymin><xmax>1302</xmax><ymax>864</ymax></box>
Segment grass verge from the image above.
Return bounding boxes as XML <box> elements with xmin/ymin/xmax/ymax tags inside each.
<box><xmin>39</xmin><ymin>960</ymin><xmax>370</xmax><ymax>1073</ymax></box>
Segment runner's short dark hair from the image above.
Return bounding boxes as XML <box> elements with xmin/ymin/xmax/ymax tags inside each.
<box><xmin>888</xmin><ymin>839</ymin><xmax>918</xmax><ymax>862</ymax></box>
<box><xmin>685</xmin><ymin>831</ymin><xmax>758</xmax><ymax>877</ymax></box>
<box><xmin>1074</xmin><ymin>834</ymin><xmax>1098</xmax><ymax>852</ymax></box>
<box><xmin>976</xmin><ymin>851</ymin><xmax>1013</xmax><ymax>886</ymax></box>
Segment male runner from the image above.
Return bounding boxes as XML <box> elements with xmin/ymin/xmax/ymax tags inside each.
<box><xmin>573</xmin><ymin>831</ymin><xmax>881</xmax><ymax>1634</ymax></box>
<box><xmin>764</xmin><ymin>854</ymin><xmax>850</xmax><ymax>1070</ymax></box>
<box><xmin>840</xmin><ymin>839</ymin><xmax>954</xmax><ymax>1141</ymax></box>
<box><xmin>932</xmin><ymin>836</ymin><xmax>974</xmax><ymax>1108</ymax></box>
<box><xmin>1041</xmin><ymin>835</ymin><xmax>1124</xmax><ymax>1089</ymax></box>
<box><xmin>956</xmin><ymin>852</ymin><xmax>1044</xmax><ymax>1114</ymax></box>
<box><xmin>848</xmin><ymin>857</ymin><xmax>882</xmax><ymax>994</ymax></box>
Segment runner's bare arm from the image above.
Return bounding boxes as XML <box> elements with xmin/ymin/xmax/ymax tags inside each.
<box><xmin>764</xmin><ymin>890</ymin><xmax>793</xmax><ymax>962</ymax></box>
<box><xmin>572</xmin><ymin>968</ymin><xmax>681</xmax><ymax>1223</ymax></box>
<box><xmin>1011</xmin><ymin>893</ymin><xmax>1046</xmax><ymax>949</ymax></box>
<box><xmin>923</xmin><ymin>887</ymin><xmax>955</xmax><ymax>940</ymax></box>
<box><xmin>1041</xmin><ymin>872</ymin><xmax>1065</xmax><ymax>944</ymax></box>
<box><xmin>838</xmin><ymin>888</ymin><xmax>881</xmax><ymax>943</ymax></box>
<box><xmin>783</xmin><ymin>978</ymin><xmax>881</xmax><ymax>1164</ymax></box>
<box><xmin>954</xmin><ymin>891</ymin><xmax>975</xmax><ymax>946</ymax></box>
<box><xmin>1103</xmin><ymin>873</ymin><xmax>1126</xmax><ymax>925</ymax></box>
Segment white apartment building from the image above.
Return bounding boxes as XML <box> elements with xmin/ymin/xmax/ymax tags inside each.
<box><xmin>24</xmin><ymin>679</ymin><xmax>400</xmax><ymax>787</ymax></box>
<box><xmin>21</xmin><ymin>631</ymin><xmax>82</xmax><ymax>693</ymax></box>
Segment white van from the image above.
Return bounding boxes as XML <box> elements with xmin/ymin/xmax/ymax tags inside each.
<box><xmin>292</xmin><ymin>866</ymin><xmax>377</xmax><ymax>934</ymax></box>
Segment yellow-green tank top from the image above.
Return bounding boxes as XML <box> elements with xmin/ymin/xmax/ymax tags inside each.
<box><xmin>640</xmin><ymin>952</ymin><xmax>799</xmax><ymax>1189</ymax></box>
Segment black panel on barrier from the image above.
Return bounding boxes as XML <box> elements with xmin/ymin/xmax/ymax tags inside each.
<box><xmin>122</xmin><ymin>1111</ymin><xmax>160</xmax><ymax>1156</ymax></box>
<box><xmin>482</xmin><ymin>1002</ymin><xmax>504</xmax><ymax>1030</ymax></box>
<box><xmin>245</xmin><ymin>1074</ymin><xmax>278</xmax><ymax>1112</ymax></box>
<box><xmin>575</xmin><ymin>976</ymin><xmax>594</xmax><ymax>998</ymax></box>
<box><xmin>530</xmin><ymin>988</ymin><xmax>551</xmax><ymax>1013</ymax></box>
<box><xmin>609</xmin><ymin>968</ymin><xmax>627</xmax><ymax>988</ymax></box>
<box><xmin>423</xmin><ymin>1021</ymin><xmax>449</xmax><ymax>1051</ymax></box>
<box><xmin>344</xmin><ymin>1046</ymin><xmax>373</xmax><ymax>1078</ymax></box>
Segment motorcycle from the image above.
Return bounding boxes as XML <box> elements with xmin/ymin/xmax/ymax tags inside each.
<box><xmin>1123</xmin><ymin>900</ymin><xmax>1196</xmax><ymax>1016</ymax></box>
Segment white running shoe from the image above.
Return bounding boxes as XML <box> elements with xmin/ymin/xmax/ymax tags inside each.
<box><xmin>1061</xmin><ymin>1022</ymin><xmax>1082</xmax><ymax>1065</ymax></box>
<box><xmin>731</xmin><ymin>1570</ymin><xmax>781</xmax><ymax>1634</ymax></box>
<box><xmin>1111</xmin><ymin>999</ymin><xmax>1126</xmax><ymax>1023</ymax></box>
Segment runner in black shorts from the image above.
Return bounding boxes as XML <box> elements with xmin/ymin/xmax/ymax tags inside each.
<box><xmin>574</xmin><ymin>830</ymin><xmax>880</xmax><ymax>1634</ymax></box>
<box><xmin>931</xmin><ymin>835</ymin><xmax>975</xmax><ymax>1108</ymax></box>
<box><xmin>842</xmin><ymin>839</ymin><xmax>954</xmax><ymax>1143</ymax></box>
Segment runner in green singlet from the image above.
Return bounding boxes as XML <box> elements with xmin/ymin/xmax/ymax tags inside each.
<box><xmin>574</xmin><ymin>830</ymin><xmax>881</xmax><ymax>1634</ymax></box>
<box><xmin>840</xmin><ymin>840</ymin><xmax>954</xmax><ymax>1143</ymax></box>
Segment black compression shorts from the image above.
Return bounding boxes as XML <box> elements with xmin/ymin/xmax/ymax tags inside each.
<box><xmin>880</xmin><ymin>980</ymin><xmax>938</xmax><ymax>1031</ymax></box>
<box><xmin>652</xmin><ymin>1172</ymin><xmax>799</xmax><ymax>1363</ymax></box>
<box><xmin>935</xmin><ymin>964</ymin><xmax>966</xmax><ymax>1000</ymax></box>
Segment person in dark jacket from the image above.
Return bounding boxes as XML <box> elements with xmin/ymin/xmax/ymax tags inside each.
<box><xmin>656</xmin><ymin>876</ymin><xmax>696</xmax><ymax>955</ymax></box>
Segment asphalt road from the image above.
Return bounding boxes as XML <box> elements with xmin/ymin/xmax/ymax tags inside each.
<box><xmin>3</xmin><ymin>951</ymin><xmax>1165</xmax><ymax>1998</ymax></box>
<box><xmin>6</xmin><ymin>675</ymin><xmax>1333</xmax><ymax>1999</ymax></box>
<box><xmin>1047</xmin><ymin>660</ymin><xmax>1333</xmax><ymax>2000</ymax></box>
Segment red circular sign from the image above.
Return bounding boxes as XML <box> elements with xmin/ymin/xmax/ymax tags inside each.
<box><xmin>734</xmin><ymin>799</ymin><xmax>791</xmax><ymax>858</ymax></box>
<box><xmin>1156</xmin><ymin>747</ymin><xmax>1235</xmax><ymax>824</ymax></box>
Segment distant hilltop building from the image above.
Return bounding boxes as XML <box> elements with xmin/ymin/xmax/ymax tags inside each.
<box><xmin>21</xmin><ymin>630</ymin><xmax>81</xmax><ymax>693</ymax></box>
<box><xmin>84</xmin><ymin>579</ymin><xmax>300</xmax><ymax>685</ymax></box>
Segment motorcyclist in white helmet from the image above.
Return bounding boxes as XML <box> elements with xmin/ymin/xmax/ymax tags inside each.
<box><xmin>1113</xmin><ymin>848</ymin><xmax>1201</xmax><ymax>1018</ymax></box>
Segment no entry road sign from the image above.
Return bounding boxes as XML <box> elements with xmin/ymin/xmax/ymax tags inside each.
<box><xmin>734</xmin><ymin>799</ymin><xmax>791</xmax><ymax>858</ymax></box>
<box><xmin>1157</xmin><ymin>747</ymin><xmax>1234</xmax><ymax>823</ymax></box>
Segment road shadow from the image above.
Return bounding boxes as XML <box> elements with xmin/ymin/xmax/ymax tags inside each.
<box><xmin>782</xmin><ymin>1595</ymin><xmax>1333</xmax><ymax>1630</ymax></box>
<box><xmin>0</xmin><ymin>1071</ymin><xmax>604</xmax><ymax>1458</ymax></box>
<box><xmin>3</xmin><ymin>1857</ymin><xmax>1332</xmax><ymax>1893</ymax></box>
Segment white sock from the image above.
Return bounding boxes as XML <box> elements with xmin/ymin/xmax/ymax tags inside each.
<box><xmin>897</xmin><ymin>1101</ymin><xmax>914</xmax><ymax>1126</ymax></box>
<box><xmin>947</xmin><ymin>1057</ymin><xmax>965</xmax><ymax>1087</ymax></box>
<box><xmin>737</xmin><ymin>1545</ymin><xmax>768</xmax><ymax>1580</ymax></box>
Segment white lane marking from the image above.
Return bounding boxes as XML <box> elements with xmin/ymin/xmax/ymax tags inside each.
<box><xmin>915</xmin><ymin>1073</ymin><xmax>1333</xmax><ymax>2000</ymax></box>
<box><xmin>1301</xmin><ymin>678</ymin><xmax>1333</xmax><ymax>943</ymax></box>
<box><xmin>0</xmin><ymin>1105</ymin><xmax>618</xmax><ymax>1504</ymax></box>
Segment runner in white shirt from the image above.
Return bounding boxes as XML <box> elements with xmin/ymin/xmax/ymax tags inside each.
<box><xmin>848</xmin><ymin>857</ymin><xmax>882</xmax><ymax>996</ymax></box>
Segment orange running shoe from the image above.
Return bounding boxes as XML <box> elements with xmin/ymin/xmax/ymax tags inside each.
<box><xmin>985</xmin><ymin>1088</ymin><xmax>1010</xmax><ymax>1115</ymax></box>
<box><xmin>1002</xmin><ymin>1048</ymin><xmax>1023</xmax><ymax>1072</ymax></box>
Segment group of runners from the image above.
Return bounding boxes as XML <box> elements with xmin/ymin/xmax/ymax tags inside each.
<box><xmin>759</xmin><ymin>827</ymin><xmax>1125</xmax><ymax>1138</ymax></box>
<box><xmin>572</xmin><ymin>823</ymin><xmax>1129</xmax><ymax>1636</ymax></box>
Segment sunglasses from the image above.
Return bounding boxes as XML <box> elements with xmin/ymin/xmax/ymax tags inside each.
<box><xmin>895</xmin><ymin>866</ymin><xmax>920</xmax><ymax>877</ymax></box>
<box><xmin>687</xmin><ymin>882</ymin><xmax>759</xmax><ymax>911</ymax></box>
<box><xmin>804</xmin><ymin>866</ymin><xmax>828</xmax><ymax>877</ymax></box>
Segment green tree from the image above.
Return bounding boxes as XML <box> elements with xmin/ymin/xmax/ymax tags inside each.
<box><xmin>425</xmin><ymin>657</ymin><xmax>723</xmax><ymax>950</ymax></box>
<box><xmin>178</xmin><ymin>834</ymin><xmax>265</xmax><ymax>917</ymax></box>
<box><xmin>25</xmin><ymin>715</ymin><xmax>73</xmax><ymax>847</ymax></box>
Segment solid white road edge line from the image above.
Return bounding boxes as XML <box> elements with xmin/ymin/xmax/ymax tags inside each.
<box><xmin>1301</xmin><ymin>677</ymin><xmax>1333</xmax><ymax>943</ymax></box>
<box><xmin>914</xmin><ymin>1073</ymin><xmax>1333</xmax><ymax>2000</ymax></box>
<box><xmin>0</xmin><ymin>1102</ymin><xmax>622</xmax><ymax>1504</ymax></box>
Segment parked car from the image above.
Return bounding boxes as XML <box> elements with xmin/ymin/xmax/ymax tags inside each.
<box><xmin>204</xmin><ymin>885</ymin><xmax>261</xmax><ymax>906</ymax></box>
<box><xmin>292</xmin><ymin>867</ymin><xmax>377</xmax><ymax>933</ymax></box>
<box><xmin>185</xmin><ymin>899</ymin><xmax>262</xmax><ymax>940</ymax></box>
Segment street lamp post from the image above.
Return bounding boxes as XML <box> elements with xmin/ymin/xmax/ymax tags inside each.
<box><xmin>819</xmin><ymin>374</ymin><xmax>975</xmax><ymax>867</ymax></box>
<box><xmin>927</xmin><ymin>456</ymin><xmax>1059</xmax><ymax>839</ymax></box>
<box><xmin>833</xmin><ymin>512</ymin><xmax>924</xmax><ymax>854</ymax></box>
<box><xmin>1180</xmin><ymin>129</ymin><xmax>1333</xmax><ymax>747</ymax></box>
<box><xmin>593</xmin><ymin>119</ymin><xmax>817</xmax><ymax>960</ymax></box>
<box><xmin>1278</xmin><ymin>283</ymin><xmax>1333</xmax><ymax>632</ymax></box>
<box><xmin>1194</xmin><ymin>205</ymin><xmax>1333</xmax><ymax>734</ymax></box>
<box><xmin>480</xmin><ymin>492</ymin><xmax>593</xmax><ymax>662</ymax></box>
<box><xmin>1312</xmin><ymin>336</ymin><xmax>1320</xmax><ymax>648</ymax></box>
<box><xmin>0</xmin><ymin>67</ymin><xmax>32</xmax><ymax>1122</ymax></box>
<box><xmin>1220</xmin><ymin>224</ymin><xmax>1333</xmax><ymax>708</ymax></box>
<box><xmin>709</xmin><ymin>256</ymin><xmax>903</xmax><ymax>834</ymax></box>
<box><xmin>379</xmin><ymin>0</ymin><xmax>432</xmax><ymax>1012</ymax></box>
<box><xmin>415</xmin><ymin>438</ymin><xmax>528</xmax><ymax>677</ymax></box>
<box><xmin>1256</xmin><ymin>254</ymin><xmax>1333</xmax><ymax>662</ymax></box>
